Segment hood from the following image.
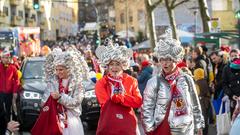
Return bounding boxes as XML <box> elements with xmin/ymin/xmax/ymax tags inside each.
<box><xmin>22</xmin><ymin>79</ymin><xmax>47</xmax><ymax>93</ymax></box>
<box><xmin>142</xmin><ymin>66</ymin><xmax>153</xmax><ymax>74</ymax></box>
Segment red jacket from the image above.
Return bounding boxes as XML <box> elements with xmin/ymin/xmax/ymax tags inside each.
<box><xmin>95</xmin><ymin>73</ymin><xmax>142</xmax><ymax>135</ymax></box>
<box><xmin>0</xmin><ymin>63</ymin><xmax>20</xmax><ymax>93</ymax></box>
<box><xmin>95</xmin><ymin>73</ymin><xmax>142</xmax><ymax>108</ymax></box>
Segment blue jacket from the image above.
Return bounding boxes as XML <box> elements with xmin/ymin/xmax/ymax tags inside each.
<box><xmin>137</xmin><ymin>66</ymin><xmax>153</xmax><ymax>95</ymax></box>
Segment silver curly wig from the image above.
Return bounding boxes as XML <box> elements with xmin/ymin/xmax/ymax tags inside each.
<box><xmin>44</xmin><ymin>47</ymin><xmax>89</xmax><ymax>92</ymax></box>
<box><xmin>154</xmin><ymin>29</ymin><xmax>184</xmax><ymax>62</ymax></box>
<box><xmin>95</xmin><ymin>39</ymin><xmax>133</xmax><ymax>70</ymax></box>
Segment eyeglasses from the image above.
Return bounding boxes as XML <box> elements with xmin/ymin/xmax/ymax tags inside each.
<box><xmin>159</xmin><ymin>58</ymin><xmax>173</xmax><ymax>62</ymax></box>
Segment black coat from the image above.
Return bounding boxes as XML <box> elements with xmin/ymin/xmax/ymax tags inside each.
<box><xmin>222</xmin><ymin>64</ymin><xmax>240</xmax><ymax>99</ymax></box>
<box><xmin>213</xmin><ymin>61</ymin><xmax>227</xmax><ymax>99</ymax></box>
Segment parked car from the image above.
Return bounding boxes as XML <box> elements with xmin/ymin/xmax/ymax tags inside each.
<box><xmin>17</xmin><ymin>57</ymin><xmax>46</xmax><ymax>130</ymax></box>
<box><xmin>17</xmin><ymin>57</ymin><xmax>100</xmax><ymax>130</ymax></box>
<box><xmin>81</xmin><ymin>80</ymin><xmax>100</xmax><ymax>129</ymax></box>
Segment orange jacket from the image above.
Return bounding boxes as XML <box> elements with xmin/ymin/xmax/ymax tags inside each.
<box><xmin>95</xmin><ymin>73</ymin><xmax>142</xmax><ymax>109</ymax></box>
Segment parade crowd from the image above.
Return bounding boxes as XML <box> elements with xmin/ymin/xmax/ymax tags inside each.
<box><xmin>0</xmin><ymin>29</ymin><xmax>240</xmax><ymax>135</ymax></box>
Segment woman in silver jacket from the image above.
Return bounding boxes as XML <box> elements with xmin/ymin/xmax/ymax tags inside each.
<box><xmin>42</xmin><ymin>47</ymin><xmax>89</xmax><ymax>135</ymax></box>
<box><xmin>141</xmin><ymin>29</ymin><xmax>204</xmax><ymax>135</ymax></box>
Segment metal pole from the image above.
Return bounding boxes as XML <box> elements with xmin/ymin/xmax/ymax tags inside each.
<box><xmin>194</xmin><ymin>11</ymin><xmax>197</xmax><ymax>34</ymax></box>
<box><xmin>238</xmin><ymin>18</ymin><xmax>240</xmax><ymax>49</ymax></box>
<box><xmin>92</xmin><ymin>5</ymin><xmax>100</xmax><ymax>45</ymax></box>
<box><xmin>125</xmin><ymin>0</ymin><xmax>128</xmax><ymax>39</ymax></box>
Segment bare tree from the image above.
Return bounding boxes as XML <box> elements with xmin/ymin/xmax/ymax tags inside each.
<box><xmin>198</xmin><ymin>0</ymin><xmax>210</xmax><ymax>32</ymax></box>
<box><xmin>164</xmin><ymin>0</ymin><xmax>190</xmax><ymax>40</ymax></box>
<box><xmin>144</xmin><ymin>0</ymin><xmax>163</xmax><ymax>50</ymax></box>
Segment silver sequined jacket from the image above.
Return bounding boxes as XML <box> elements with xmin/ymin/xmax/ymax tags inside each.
<box><xmin>141</xmin><ymin>73</ymin><xmax>204</xmax><ymax>135</ymax></box>
<box><xmin>42</xmin><ymin>76</ymin><xmax>84</xmax><ymax>116</ymax></box>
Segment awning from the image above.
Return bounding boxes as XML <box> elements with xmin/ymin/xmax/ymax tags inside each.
<box><xmin>82</xmin><ymin>22</ymin><xmax>98</xmax><ymax>31</ymax></box>
<box><xmin>116</xmin><ymin>30</ymin><xmax>136</xmax><ymax>38</ymax></box>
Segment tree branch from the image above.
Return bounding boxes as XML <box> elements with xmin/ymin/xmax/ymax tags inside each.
<box><xmin>170</xmin><ymin>0</ymin><xmax>177</xmax><ymax>8</ymax></box>
<box><xmin>150</xmin><ymin>0</ymin><xmax>163</xmax><ymax>10</ymax></box>
<box><xmin>172</xmin><ymin>0</ymin><xmax>189</xmax><ymax>9</ymax></box>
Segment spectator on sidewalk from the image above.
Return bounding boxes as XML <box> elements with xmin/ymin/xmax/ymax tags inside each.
<box><xmin>210</xmin><ymin>51</ymin><xmax>227</xmax><ymax>99</ymax></box>
<box><xmin>192</xmin><ymin>60</ymin><xmax>211</xmax><ymax>135</ymax></box>
<box><xmin>0</xmin><ymin>50</ymin><xmax>20</xmax><ymax>134</ymax></box>
<box><xmin>137</xmin><ymin>60</ymin><xmax>153</xmax><ymax>96</ymax></box>
<box><xmin>223</xmin><ymin>53</ymin><xmax>240</xmax><ymax>115</ymax></box>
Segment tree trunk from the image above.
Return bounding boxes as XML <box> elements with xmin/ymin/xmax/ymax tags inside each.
<box><xmin>198</xmin><ymin>0</ymin><xmax>210</xmax><ymax>32</ymax></box>
<box><xmin>144</xmin><ymin>0</ymin><xmax>157</xmax><ymax>50</ymax></box>
<box><xmin>165</xmin><ymin>0</ymin><xmax>178</xmax><ymax>40</ymax></box>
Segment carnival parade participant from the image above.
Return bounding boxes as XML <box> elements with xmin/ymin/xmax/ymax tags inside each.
<box><xmin>141</xmin><ymin>29</ymin><xmax>204</xmax><ymax>135</ymax></box>
<box><xmin>31</xmin><ymin>47</ymin><xmax>89</xmax><ymax>135</ymax></box>
<box><xmin>94</xmin><ymin>39</ymin><xmax>142</xmax><ymax>135</ymax></box>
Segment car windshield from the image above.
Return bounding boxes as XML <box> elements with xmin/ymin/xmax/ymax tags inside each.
<box><xmin>23</xmin><ymin>61</ymin><xmax>44</xmax><ymax>79</ymax></box>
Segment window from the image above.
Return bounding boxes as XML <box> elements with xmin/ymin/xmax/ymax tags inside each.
<box><xmin>120</xmin><ymin>13</ymin><xmax>124</xmax><ymax>24</ymax></box>
<box><xmin>129</xmin><ymin>10</ymin><xmax>133</xmax><ymax>22</ymax></box>
<box><xmin>18</xmin><ymin>11</ymin><xmax>23</xmax><ymax>18</ymax></box>
<box><xmin>23</xmin><ymin>61</ymin><xmax>44</xmax><ymax>79</ymax></box>
<box><xmin>25</xmin><ymin>13</ymin><xmax>29</xmax><ymax>18</ymax></box>
<box><xmin>31</xmin><ymin>14</ymin><xmax>36</xmax><ymax>21</ymax></box>
<box><xmin>3</xmin><ymin>7</ymin><xmax>8</xmax><ymax>16</ymax></box>
<box><xmin>11</xmin><ymin>7</ymin><xmax>17</xmax><ymax>16</ymax></box>
<box><xmin>138</xmin><ymin>10</ymin><xmax>144</xmax><ymax>20</ymax></box>
<box><xmin>130</xmin><ymin>26</ymin><xmax>134</xmax><ymax>32</ymax></box>
<box><xmin>212</xmin><ymin>0</ymin><xmax>228</xmax><ymax>11</ymax></box>
<box><xmin>129</xmin><ymin>16</ymin><xmax>133</xmax><ymax>22</ymax></box>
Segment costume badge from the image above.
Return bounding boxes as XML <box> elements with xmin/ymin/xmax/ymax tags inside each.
<box><xmin>43</xmin><ymin>106</ymin><xmax>49</xmax><ymax>112</ymax></box>
<box><xmin>116</xmin><ymin>114</ymin><xmax>123</xmax><ymax>119</ymax></box>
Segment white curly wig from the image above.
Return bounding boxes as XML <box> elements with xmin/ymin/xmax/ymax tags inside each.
<box><xmin>154</xmin><ymin>29</ymin><xmax>184</xmax><ymax>62</ymax></box>
<box><xmin>95</xmin><ymin>39</ymin><xmax>133</xmax><ymax>70</ymax></box>
<box><xmin>44</xmin><ymin>47</ymin><xmax>89</xmax><ymax>92</ymax></box>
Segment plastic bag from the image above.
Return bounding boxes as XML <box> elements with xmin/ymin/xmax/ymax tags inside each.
<box><xmin>216</xmin><ymin>99</ymin><xmax>231</xmax><ymax>135</ymax></box>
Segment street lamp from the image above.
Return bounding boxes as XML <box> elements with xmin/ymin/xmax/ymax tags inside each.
<box><xmin>83</xmin><ymin>2</ymin><xmax>101</xmax><ymax>45</ymax></box>
<box><xmin>189</xmin><ymin>7</ymin><xmax>199</xmax><ymax>34</ymax></box>
<box><xmin>235</xmin><ymin>10</ymin><xmax>240</xmax><ymax>49</ymax></box>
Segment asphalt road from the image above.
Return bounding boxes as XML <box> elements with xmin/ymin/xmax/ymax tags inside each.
<box><xmin>21</xmin><ymin>117</ymin><xmax>217</xmax><ymax>135</ymax></box>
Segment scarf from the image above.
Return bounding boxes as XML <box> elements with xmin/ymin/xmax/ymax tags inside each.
<box><xmin>57</xmin><ymin>79</ymin><xmax>69</xmax><ymax>128</ymax></box>
<box><xmin>107</xmin><ymin>74</ymin><xmax>124</xmax><ymax>96</ymax></box>
<box><xmin>163</xmin><ymin>68</ymin><xmax>188</xmax><ymax>117</ymax></box>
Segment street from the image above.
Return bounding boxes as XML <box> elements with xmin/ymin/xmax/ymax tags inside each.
<box><xmin>0</xmin><ymin>0</ymin><xmax>239</xmax><ymax>135</ymax></box>
<box><xmin>21</xmin><ymin>114</ymin><xmax>217</xmax><ymax>135</ymax></box>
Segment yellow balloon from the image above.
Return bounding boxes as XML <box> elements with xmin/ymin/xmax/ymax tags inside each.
<box><xmin>17</xmin><ymin>70</ymin><xmax>22</xmax><ymax>79</ymax></box>
<box><xmin>96</xmin><ymin>73</ymin><xmax>103</xmax><ymax>80</ymax></box>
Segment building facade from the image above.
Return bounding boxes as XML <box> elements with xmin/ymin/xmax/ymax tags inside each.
<box><xmin>78</xmin><ymin>0</ymin><xmax>115</xmax><ymax>28</ymax></box>
<box><xmin>114</xmin><ymin>0</ymin><xmax>146</xmax><ymax>35</ymax></box>
<box><xmin>0</xmin><ymin>0</ymin><xmax>78</xmax><ymax>41</ymax></box>
<box><xmin>210</xmin><ymin>0</ymin><xmax>238</xmax><ymax>31</ymax></box>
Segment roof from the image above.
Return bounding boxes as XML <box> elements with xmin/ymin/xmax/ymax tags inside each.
<box><xmin>195</xmin><ymin>32</ymin><xmax>239</xmax><ymax>40</ymax></box>
<box><xmin>81</xmin><ymin>22</ymin><xmax>98</xmax><ymax>31</ymax></box>
<box><xmin>26</xmin><ymin>57</ymin><xmax>46</xmax><ymax>61</ymax></box>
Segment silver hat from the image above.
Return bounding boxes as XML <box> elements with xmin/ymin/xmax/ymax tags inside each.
<box><xmin>154</xmin><ymin>29</ymin><xmax>184</xmax><ymax>62</ymax></box>
<box><xmin>95</xmin><ymin>39</ymin><xmax>133</xmax><ymax>70</ymax></box>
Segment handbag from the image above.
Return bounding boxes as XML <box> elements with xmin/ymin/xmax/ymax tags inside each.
<box><xmin>31</xmin><ymin>96</ymin><xmax>63</xmax><ymax>135</ymax></box>
<box><xmin>147</xmin><ymin>99</ymin><xmax>172</xmax><ymax>135</ymax></box>
<box><xmin>230</xmin><ymin>99</ymin><xmax>240</xmax><ymax>135</ymax></box>
<box><xmin>212</xmin><ymin>90</ymin><xmax>224</xmax><ymax>115</ymax></box>
<box><xmin>146</xmin><ymin>76</ymin><xmax>172</xmax><ymax>135</ymax></box>
<box><xmin>216</xmin><ymin>100</ymin><xmax>231</xmax><ymax>135</ymax></box>
<box><xmin>230</xmin><ymin>114</ymin><xmax>240</xmax><ymax>135</ymax></box>
<box><xmin>96</xmin><ymin>100</ymin><xmax>138</xmax><ymax>135</ymax></box>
